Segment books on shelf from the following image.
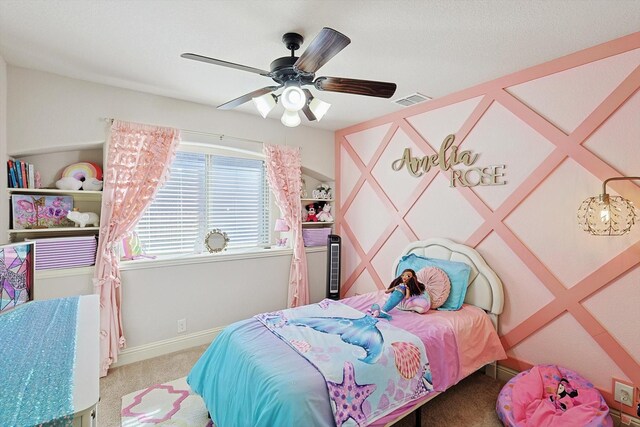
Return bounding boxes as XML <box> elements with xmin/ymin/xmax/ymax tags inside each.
<box><xmin>7</xmin><ymin>159</ymin><xmax>35</xmax><ymax>189</ymax></box>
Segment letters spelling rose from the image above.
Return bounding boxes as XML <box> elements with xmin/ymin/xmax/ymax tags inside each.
<box><xmin>391</xmin><ymin>134</ymin><xmax>506</xmax><ymax>187</ymax></box>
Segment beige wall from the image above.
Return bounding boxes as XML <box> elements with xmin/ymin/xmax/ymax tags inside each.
<box><xmin>0</xmin><ymin>56</ymin><xmax>7</xmax><ymax>244</ymax></box>
<box><xmin>6</xmin><ymin>66</ymin><xmax>335</xmax><ymax>350</ymax></box>
<box><xmin>7</xmin><ymin>67</ymin><xmax>334</xmax><ymax>180</ymax></box>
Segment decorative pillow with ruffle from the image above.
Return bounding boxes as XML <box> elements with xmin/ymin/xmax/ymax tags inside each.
<box><xmin>416</xmin><ymin>266</ymin><xmax>451</xmax><ymax>309</ymax></box>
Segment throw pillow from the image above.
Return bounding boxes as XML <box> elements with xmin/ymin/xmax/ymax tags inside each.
<box><xmin>416</xmin><ymin>266</ymin><xmax>450</xmax><ymax>309</ymax></box>
<box><xmin>397</xmin><ymin>253</ymin><xmax>471</xmax><ymax>310</ymax></box>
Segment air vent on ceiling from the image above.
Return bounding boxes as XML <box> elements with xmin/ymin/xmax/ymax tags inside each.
<box><xmin>392</xmin><ymin>92</ymin><xmax>432</xmax><ymax>107</ymax></box>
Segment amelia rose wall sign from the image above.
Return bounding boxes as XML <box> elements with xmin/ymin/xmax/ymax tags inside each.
<box><xmin>391</xmin><ymin>134</ymin><xmax>507</xmax><ymax>187</ymax></box>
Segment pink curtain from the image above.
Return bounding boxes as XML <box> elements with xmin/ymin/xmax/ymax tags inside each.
<box><xmin>94</xmin><ymin>120</ymin><xmax>180</xmax><ymax>377</ymax></box>
<box><xmin>263</xmin><ymin>144</ymin><xmax>309</xmax><ymax>307</ymax></box>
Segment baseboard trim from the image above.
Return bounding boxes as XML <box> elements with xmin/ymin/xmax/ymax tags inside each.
<box><xmin>496</xmin><ymin>365</ymin><xmax>640</xmax><ymax>426</ymax></box>
<box><xmin>111</xmin><ymin>326</ymin><xmax>224</xmax><ymax>368</ymax></box>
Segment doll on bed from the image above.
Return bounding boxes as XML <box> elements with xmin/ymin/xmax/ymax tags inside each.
<box><xmin>369</xmin><ymin>268</ymin><xmax>425</xmax><ymax>320</ymax></box>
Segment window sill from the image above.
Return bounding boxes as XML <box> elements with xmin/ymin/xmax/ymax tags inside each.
<box><xmin>33</xmin><ymin>246</ymin><xmax>327</xmax><ymax>278</ymax></box>
<box><xmin>118</xmin><ymin>245</ymin><xmax>327</xmax><ymax>271</ymax></box>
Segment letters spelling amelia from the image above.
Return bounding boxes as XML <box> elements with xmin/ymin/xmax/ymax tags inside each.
<box><xmin>391</xmin><ymin>134</ymin><xmax>507</xmax><ymax>187</ymax></box>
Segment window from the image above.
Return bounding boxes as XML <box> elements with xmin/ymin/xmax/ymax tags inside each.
<box><xmin>135</xmin><ymin>148</ymin><xmax>269</xmax><ymax>256</ymax></box>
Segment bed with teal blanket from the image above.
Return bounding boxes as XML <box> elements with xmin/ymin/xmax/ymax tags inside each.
<box><xmin>188</xmin><ymin>238</ymin><xmax>506</xmax><ymax>426</ymax></box>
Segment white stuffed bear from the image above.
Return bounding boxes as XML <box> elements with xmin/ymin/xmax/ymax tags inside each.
<box><xmin>316</xmin><ymin>203</ymin><xmax>333</xmax><ymax>222</ymax></box>
<box><xmin>67</xmin><ymin>210</ymin><xmax>100</xmax><ymax>228</ymax></box>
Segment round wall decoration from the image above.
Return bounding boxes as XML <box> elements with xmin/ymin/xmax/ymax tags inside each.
<box><xmin>205</xmin><ymin>229</ymin><xmax>229</xmax><ymax>253</ymax></box>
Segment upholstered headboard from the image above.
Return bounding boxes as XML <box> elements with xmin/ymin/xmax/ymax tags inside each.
<box><xmin>392</xmin><ymin>238</ymin><xmax>504</xmax><ymax>328</ymax></box>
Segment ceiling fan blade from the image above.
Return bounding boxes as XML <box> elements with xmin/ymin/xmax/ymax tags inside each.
<box><xmin>314</xmin><ymin>76</ymin><xmax>397</xmax><ymax>98</ymax></box>
<box><xmin>301</xmin><ymin>89</ymin><xmax>317</xmax><ymax>121</ymax></box>
<box><xmin>294</xmin><ymin>27</ymin><xmax>351</xmax><ymax>74</ymax></box>
<box><xmin>181</xmin><ymin>53</ymin><xmax>271</xmax><ymax>76</ymax></box>
<box><xmin>218</xmin><ymin>86</ymin><xmax>280</xmax><ymax>110</ymax></box>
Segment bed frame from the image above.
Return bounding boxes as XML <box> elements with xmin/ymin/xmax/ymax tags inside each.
<box><xmin>387</xmin><ymin>238</ymin><xmax>504</xmax><ymax>426</ymax></box>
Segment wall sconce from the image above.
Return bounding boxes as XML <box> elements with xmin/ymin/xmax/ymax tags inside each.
<box><xmin>577</xmin><ymin>176</ymin><xmax>639</xmax><ymax>236</ymax></box>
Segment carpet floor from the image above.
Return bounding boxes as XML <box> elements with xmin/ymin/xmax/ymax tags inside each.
<box><xmin>101</xmin><ymin>345</ymin><xmax>505</xmax><ymax>426</ymax></box>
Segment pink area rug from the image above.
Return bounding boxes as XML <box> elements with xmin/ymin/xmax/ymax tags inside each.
<box><xmin>121</xmin><ymin>377</ymin><xmax>213</xmax><ymax>426</ymax></box>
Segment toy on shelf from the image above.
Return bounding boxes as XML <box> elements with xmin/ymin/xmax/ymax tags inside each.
<box><xmin>61</xmin><ymin>162</ymin><xmax>103</xmax><ymax>181</ymax></box>
<box><xmin>58</xmin><ymin>162</ymin><xmax>103</xmax><ymax>191</ymax></box>
<box><xmin>316</xmin><ymin>202</ymin><xmax>333</xmax><ymax>222</ymax></box>
<box><xmin>305</xmin><ymin>203</ymin><xmax>318</xmax><ymax>222</ymax></box>
<box><xmin>67</xmin><ymin>209</ymin><xmax>100</xmax><ymax>228</ymax></box>
<box><xmin>312</xmin><ymin>183</ymin><xmax>332</xmax><ymax>200</ymax></box>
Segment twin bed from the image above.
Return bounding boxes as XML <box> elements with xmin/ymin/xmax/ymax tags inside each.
<box><xmin>187</xmin><ymin>238</ymin><xmax>506</xmax><ymax>426</ymax></box>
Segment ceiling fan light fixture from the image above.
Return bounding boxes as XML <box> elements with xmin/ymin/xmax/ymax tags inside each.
<box><xmin>281</xmin><ymin>109</ymin><xmax>301</xmax><ymax>127</ymax></box>
<box><xmin>308</xmin><ymin>97</ymin><xmax>331</xmax><ymax>121</ymax></box>
<box><xmin>252</xmin><ymin>92</ymin><xmax>277</xmax><ymax>118</ymax></box>
<box><xmin>281</xmin><ymin>83</ymin><xmax>306</xmax><ymax>112</ymax></box>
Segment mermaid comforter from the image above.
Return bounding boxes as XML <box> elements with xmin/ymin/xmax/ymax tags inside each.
<box><xmin>187</xmin><ymin>291</ymin><xmax>506</xmax><ymax>427</ymax></box>
<box><xmin>254</xmin><ymin>299</ymin><xmax>433</xmax><ymax>426</ymax></box>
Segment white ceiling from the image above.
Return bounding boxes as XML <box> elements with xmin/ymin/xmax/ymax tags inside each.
<box><xmin>0</xmin><ymin>0</ymin><xmax>638</xmax><ymax>131</ymax></box>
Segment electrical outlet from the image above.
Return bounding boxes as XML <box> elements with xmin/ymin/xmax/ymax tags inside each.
<box><xmin>177</xmin><ymin>318</ymin><xmax>187</xmax><ymax>333</ymax></box>
<box><xmin>615</xmin><ymin>381</ymin><xmax>634</xmax><ymax>407</ymax></box>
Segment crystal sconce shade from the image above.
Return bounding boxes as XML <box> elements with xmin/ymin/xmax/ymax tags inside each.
<box><xmin>577</xmin><ymin>176</ymin><xmax>639</xmax><ymax>236</ymax></box>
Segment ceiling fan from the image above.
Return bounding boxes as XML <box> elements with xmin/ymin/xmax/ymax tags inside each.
<box><xmin>181</xmin><ymin>27</ymin><xmax>397</xmax><ymax>127</ymax></box>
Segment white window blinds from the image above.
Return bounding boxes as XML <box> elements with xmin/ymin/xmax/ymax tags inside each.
<box><xmin>135</xmin><ymin>150</ymin><xmax>269</xmax><ymax>256</ymax></box>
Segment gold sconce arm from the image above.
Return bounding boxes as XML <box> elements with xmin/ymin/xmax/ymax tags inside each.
<box><xmin>601</xmin><ymin>176</ymin><xmax>640</xmax><ymax>195</ymax></box>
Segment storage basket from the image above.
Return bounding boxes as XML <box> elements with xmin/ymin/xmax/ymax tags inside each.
<box><xmin>302</xmin><ymin>227</ymin><xmax>332</xmax><ymax>247</ymax></box>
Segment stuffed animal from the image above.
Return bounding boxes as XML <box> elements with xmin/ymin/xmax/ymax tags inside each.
<box><xmin>550</xmin><ymin>378</ymin><xmax>579</xmax><ymax>411</ymax></box>
<box><xmin>67</xmin><ymin>209</ymin><xmax>100</xmax><ymax>228</ymax></box>
<box><xmin>305</xmin><ymin>203</ymin><xmax>318</xmax><ymax>222</ymax></box>
<box><xmin>316</xmin><ymin>202</ymin><xmax>333</xmax><ymax>222</ymax></box>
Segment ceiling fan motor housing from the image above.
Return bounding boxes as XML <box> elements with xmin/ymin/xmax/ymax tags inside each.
<box><xmin>270</xmin><ymin>56</ymin><xmax>314</xmax><ymax>85</ymax></box>
<box><xmin>270</xmin><ymin>32</ymin><xmax>314</xmax><ymax>86</ymax></box>
<box><xmin>282</xmin><ymin>32</ymin><xmax>303</xmax><ymax>52</ymax></box>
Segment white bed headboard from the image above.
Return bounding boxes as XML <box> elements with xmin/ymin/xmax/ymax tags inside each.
<box><xmin>392</xmin><ymin>238</ymin><xmax>504</xmax><ymax>326</ymax></box>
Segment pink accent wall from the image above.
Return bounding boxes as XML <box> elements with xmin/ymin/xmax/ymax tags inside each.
<box><xmin>335</xmin><ymin>32</ymin><xmax>640</xmax><ymax>413</ymax></box>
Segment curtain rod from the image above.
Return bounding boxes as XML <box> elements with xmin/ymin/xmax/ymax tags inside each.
<box><xmin>102</xmin><ymin>117</ymin><xmax>264</xmax><ymax>145</ymax></box>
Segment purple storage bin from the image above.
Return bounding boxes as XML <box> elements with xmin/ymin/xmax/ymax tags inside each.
<box><xmin>302</xmin><ymin>227</ymin><xmax>332</xmax><ymax>247</ymax></box>
<box><xmin>25</xmin><ymin>235</ymin><xmax>97</xmax><ymax>270</ymax></box>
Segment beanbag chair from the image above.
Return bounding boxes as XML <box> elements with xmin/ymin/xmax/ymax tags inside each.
<box><xmin>496</xmin><ymin>364</ymin><xmax>612</xmax><ymax>427</ymax></box>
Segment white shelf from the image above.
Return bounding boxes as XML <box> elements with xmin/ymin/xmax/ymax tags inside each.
<box><xmin>9</xmin><ymin>227</ymin><xmax>100</xmax><ymax>234</ymax></box>
<box><xmin>9</xmin><ymin>140</ymin><xmax>105</xmax><ymax>157</ymax></box>
<box><xmin>8</xmin><ymin>188</ymin><xmax>102</xmax><ymax>195</ymax></box>
<box><xmin>302</xmin><ymin>221</ymin><xmax>334</xmax><ymax>225</ymax></box>
<box><xmin>301</xmin><ymin>198</ymin><xmax>334</xmax><ymax>202</ymax></box>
